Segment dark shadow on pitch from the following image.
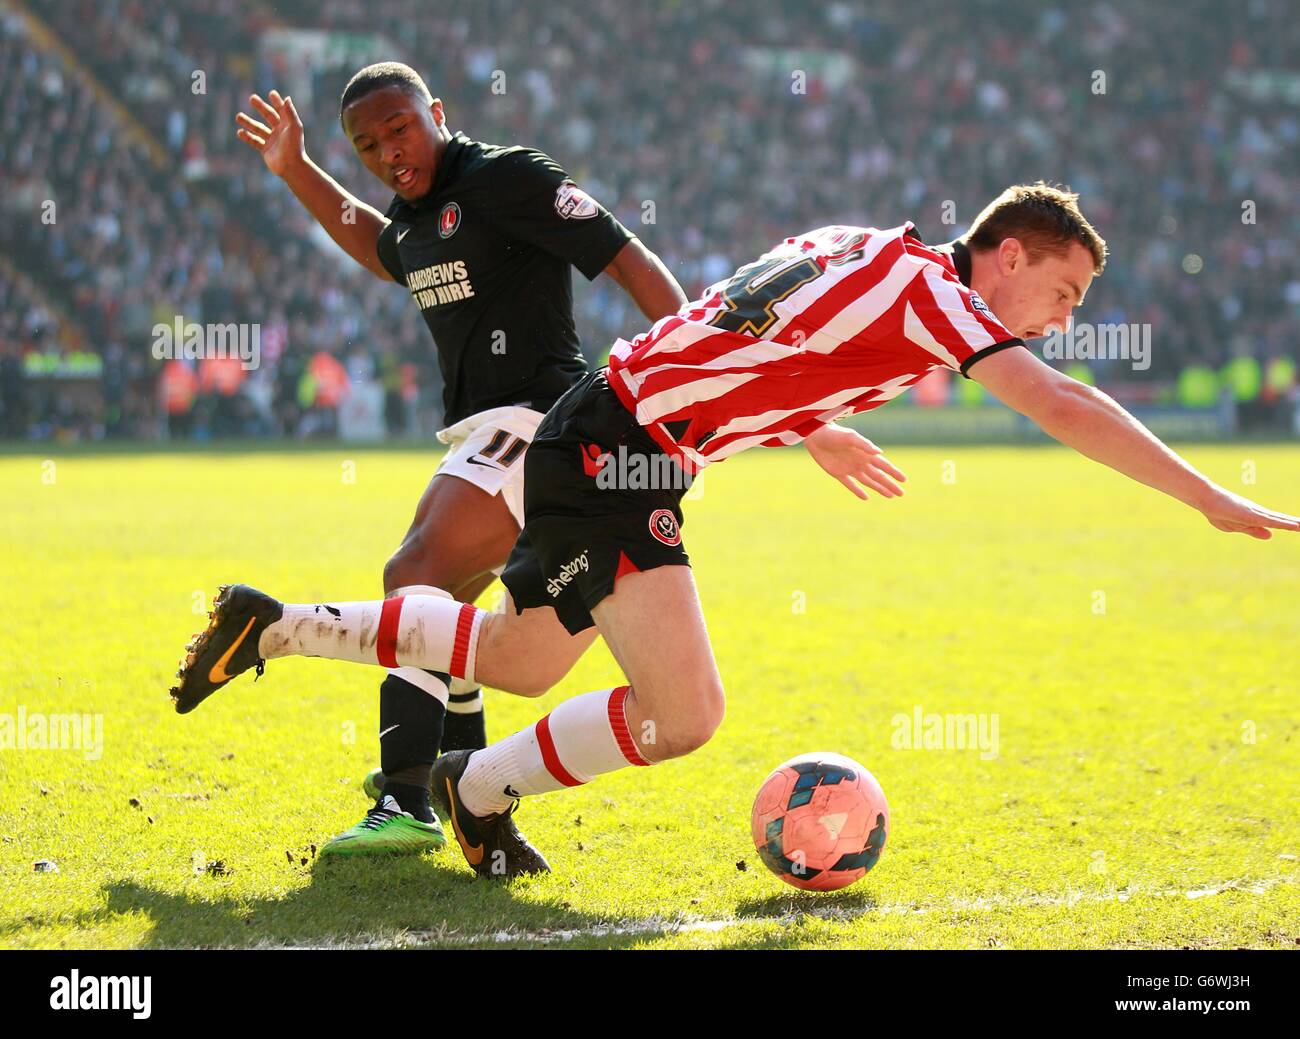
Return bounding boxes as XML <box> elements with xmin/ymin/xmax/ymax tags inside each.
<box><xmin>735</xmin><ymin>886</ymin><xmax>881</xmax><ymax>920</ymax></box>
<box><xmin>7</xmin><ymin>854</ymin><xmax>663</xmax><ymax>949</ymax></box>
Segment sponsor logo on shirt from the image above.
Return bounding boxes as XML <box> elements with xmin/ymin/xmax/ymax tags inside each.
<box><xmin>554</xmin><ymin>181</ymin><xmax>599</xmax><ymax>220</ymax></box>
<box><xmin>405</xmin><ymin>259</ymin><xmax>476</xmax><ymax>309</ymax></box>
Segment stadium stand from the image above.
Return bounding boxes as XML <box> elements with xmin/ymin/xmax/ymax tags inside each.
<box><xmin>3</xmin><ymin>0</ymin><xmax>1298</xmax><ymax>440</ymax></box>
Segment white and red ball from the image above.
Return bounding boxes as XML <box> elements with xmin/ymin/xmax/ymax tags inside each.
<box><xmin>751</xmin><ymin>752</ymin><xmax>889</xmax><ymax>891</ymax></box>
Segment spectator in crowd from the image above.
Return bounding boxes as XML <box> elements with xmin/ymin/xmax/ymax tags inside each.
<box><xmin>5</xmin><ymin>1</ymin><xmax>1299</xmax><ymax>440</ymax></box>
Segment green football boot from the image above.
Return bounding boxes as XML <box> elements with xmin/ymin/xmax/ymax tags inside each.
<box><xmin>319</xmin><ymin>794</ymin><xmax>446</xmax><ymax>857</ymax></box>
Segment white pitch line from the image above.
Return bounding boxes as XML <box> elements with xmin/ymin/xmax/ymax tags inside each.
<box><xmin>268</xmin><ymin>871</ymin><xmax>1297</xmax><ymax>950</ymax></box>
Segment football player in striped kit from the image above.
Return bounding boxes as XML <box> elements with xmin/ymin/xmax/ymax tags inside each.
<box><xmin>171</xmin><ymin>183</ymin><xmax>1298</xmax><ymax>876</ymax></box>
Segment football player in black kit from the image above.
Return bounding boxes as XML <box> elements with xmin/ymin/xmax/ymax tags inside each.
<box><xmin>220</xmin><ymin>61</ymin><xmax>686</xmax><ymax>857</ymax></box>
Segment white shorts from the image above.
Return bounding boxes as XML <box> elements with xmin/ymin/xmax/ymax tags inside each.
<box><xmin>434</xmin><ymin>404</ymin><xmax>547</xmax><ymax>529</ymax></box>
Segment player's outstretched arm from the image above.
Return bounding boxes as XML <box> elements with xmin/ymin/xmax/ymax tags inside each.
<box><xmin>803</xmin><ymin>423</ymin><xmax>907</xmax><ymax>501</ymax></box>
<box><xmin>971</xmin><ymin>347</ymin><xmax>1300</xmax><ymax>539</ymax></box>
<box><xmin>235</xmin><ymin>90</ymin><xmax>393</xmax><ymax>281</ymax></box>
<box><xmin>602</xmin><ymin>240</ymin><xmax>688</xmax><ymax>322</ymax></box>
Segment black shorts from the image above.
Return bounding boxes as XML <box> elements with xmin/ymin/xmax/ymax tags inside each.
<box><xmin>501</xmin><ymin>369</ymin><xmax>692</xmax><ymax>635</ymax></box>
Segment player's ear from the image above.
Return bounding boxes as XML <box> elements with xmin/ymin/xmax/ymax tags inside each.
<box><xmin>430</xmin><ymin>98</ymin><xmax>445</xmax><ymax>125</ymax></box>
<box><xmin>998</xmin><ymin>237</ymin><xmax>1024</xmax><ymax>275</ymax></box>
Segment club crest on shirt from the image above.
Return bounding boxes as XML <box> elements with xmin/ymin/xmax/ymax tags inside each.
<box><xmin>968</xmin><ymin>291</ymin><xmax>991</xmax><ymax>315</ymax></box>
<box><xmin>554</xmin><ymin>181</ymin><xmax>599</xmax><ymax>220</ymax></box>
<box><xmin>438</xmin><ymin>201</ymin><xmax>462</xmax><ymax>238</ymax></box>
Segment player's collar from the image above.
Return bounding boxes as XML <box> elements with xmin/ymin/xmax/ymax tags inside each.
<box><xmin>425</xmin><ymin>131</ymin><xmax>469</xmax><ymax>200</ymax></box>
<box><xmin>932</xmin><ymin>240</ymin><xmax>973</xmax><ymax>287</ymax></box>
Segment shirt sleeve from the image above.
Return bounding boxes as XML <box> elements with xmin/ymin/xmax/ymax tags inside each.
<box><xmin>485</xmin><ymin>149</ymin><xmax>634</xmax><ymax>280</ymax></box>
<box><xmin>375</xmin><ymin>220</ymin><xmax>408</xmax><ymax>286</ymax></box>
<box><xmin>903</xmin><ymin>263</ymin><xmax>1025</xmax><ymax>377</ymax></box>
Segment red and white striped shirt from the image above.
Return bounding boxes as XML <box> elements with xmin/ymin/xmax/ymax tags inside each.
<box><xmin>608</xmin><ymin>223</ymin><xmax>1023</xmax><ymax>471</ymax></box>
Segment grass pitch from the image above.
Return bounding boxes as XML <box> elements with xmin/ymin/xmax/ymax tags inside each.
<box><xmin>1</xmin><ymin>442</ymin><xmax>1297</xmax><ymax>949</ymax></box>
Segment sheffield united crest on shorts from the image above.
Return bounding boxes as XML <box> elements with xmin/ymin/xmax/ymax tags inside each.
<box><xmin>648</xmin><ymin>508</ymin><xmax>681</xmax><ymax>546</ymax></box>
<box><xmin>438</xmin><ymin>201</ymin><xmax>461</xmax><ymax>238</ymax></box>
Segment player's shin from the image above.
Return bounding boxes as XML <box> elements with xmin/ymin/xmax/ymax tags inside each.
<box><xmin>256</xmin><ymin>593</ymin><xmax>485</xmax><ymax>681</ymax></box>
<box><xmin>378</xmin><ymin>668</ymin><xmax>448</xmax><ymax>822</ymax></box>
<box><xmin>457</xmin><ymin>686</ymin><xmax>650</xmax><ymax>817</ymax></box>
<box><xmin>442</xmin><ymin>678</ymin><xmax>487</xmax><ymax>753</ymax></box>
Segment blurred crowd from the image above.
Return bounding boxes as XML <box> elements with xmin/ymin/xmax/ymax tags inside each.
<box><xmin>3</xmin><ymin>0</ymin><xmax>1298</xmax><ymax>440</ymax></box>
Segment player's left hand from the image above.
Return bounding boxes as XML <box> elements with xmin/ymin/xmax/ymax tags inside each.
<box><xmin>1196</xmin><ymin>486</ymin><xmax>1300</xmax><ymax>539</ymax></box>
<box><xmin>804</xmin><ymin>424</ymin><xmax>906</xmax><ymax>500</ymax></box>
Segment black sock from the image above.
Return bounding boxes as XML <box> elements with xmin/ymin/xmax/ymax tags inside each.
<box><xmin>441</xmin><ymin>687</ymin><xmax>487</xmax><ymax>753</ymax></box>
<box><xmin>380</xmin><ymin>781</ymin><xmax>431</xmax><ymax>821</ymax></box>
<box><xmin>378</xmin><ymin>671</ymin><xmax>447</xmax><ymax>823</ymax></box>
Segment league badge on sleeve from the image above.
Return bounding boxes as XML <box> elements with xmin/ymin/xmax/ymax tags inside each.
<box><xmin>554</xmin><ymin>181</ymin><xmax>599</xmax><ymax>220</ymax></box>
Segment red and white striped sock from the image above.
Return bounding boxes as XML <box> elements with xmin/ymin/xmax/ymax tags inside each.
<box><xmin>457</xmin><ymin>686</ymin><xmax>650</xmax><ymax>817</ymax></box>
<box><xmin>385</xmin><ymin>584</ymin><xmax>454</xmax><ymax>704</ymax></box>
<box><xmin>257</xmin><ymin>594</ymin><xmax>486</xmax><ymax>683</ymax></box>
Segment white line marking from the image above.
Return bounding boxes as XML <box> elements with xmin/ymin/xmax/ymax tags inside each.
<box><xmin>264</xmin><ymin>871</ymin><xmax>1297</xmax><ymax>949</ymax></box>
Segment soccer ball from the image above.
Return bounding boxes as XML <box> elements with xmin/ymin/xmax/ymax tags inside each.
<box><xmin>751</xmin><ymin>752</ymin><xmax>889</xmax><ymax>891</ymax></box>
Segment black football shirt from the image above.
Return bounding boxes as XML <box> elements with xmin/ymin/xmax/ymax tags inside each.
<box><xmin>376</xmin><ymin>132</ymin><xmax>635</xmax><ymax>426</ymax></box>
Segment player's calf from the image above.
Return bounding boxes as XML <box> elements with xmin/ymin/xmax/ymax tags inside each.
<box><xmin>452</xmin><ymin>685</ymin><xmax>651</xmax><ymax>820</ymax></box>
<box><xmin>248</xmin><ymin>588</ymin><xmax>585</xmax><ymax>698</ymax></box>
<box><xmin>442</xmin><ymin>680</ymin><xmax>490</xmax><ymax>751</ymax></box>
<box><xmin>435</xmin><ymin>679</ymin><xmax>721</xmax><ymax>875</ymax></box>
<box><xmin>169</xmin><ymin>584</ymin><xmax>589</xmax><ymax>705</ymax></box>
<box><xmin>382</xmin><ymin>519</ymin><xmax>501</xmax><ymax>755</ymax></box>
<box><xmin>371</xmin><ymin>584</ymin><xmax>456</xmax><ymax>824</ymax></box>
<box><xmin>255</xmin><ymin>591</ymin><xmax>488</xmax><ymax>680</ymax></box>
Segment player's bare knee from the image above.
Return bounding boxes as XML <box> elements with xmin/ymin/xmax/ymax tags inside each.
<box><xmin>382</xmin><ymin>542</ymin><xmax>424</xmax><ymax>593</ymax></box>
<box><xmin>653</xmin><ymin>721</ymin><xmax>716</xmax><ymax>760</ymax></box>
<box><xmin>648</xmin><ymin>681</ymin><xmax>725</xmax><ymax>759</ymax></box>
<box><xmin>686</xmin><ymin>687</ymin><xmax>726</xmax><ymax>752</ymax></box>
<box><xmin>384</xmin><ymin>536</ymin><xmax>458</xmax><ymax>593</ymax></box>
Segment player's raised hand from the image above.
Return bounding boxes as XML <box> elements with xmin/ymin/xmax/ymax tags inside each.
<box><xmin>804</xmin><ymin>423</ymin><xmax>907</xmax><ymax>501</ymax></box>
<box><xmin>1196</xmin><ymin>486</ymin><xmax>1300</xmax><ymax>539</ymax></box>
<box><xmin>235</xmin><ymin>90</ymin><xmax>306</xmax><ymax>177</ymax></box>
